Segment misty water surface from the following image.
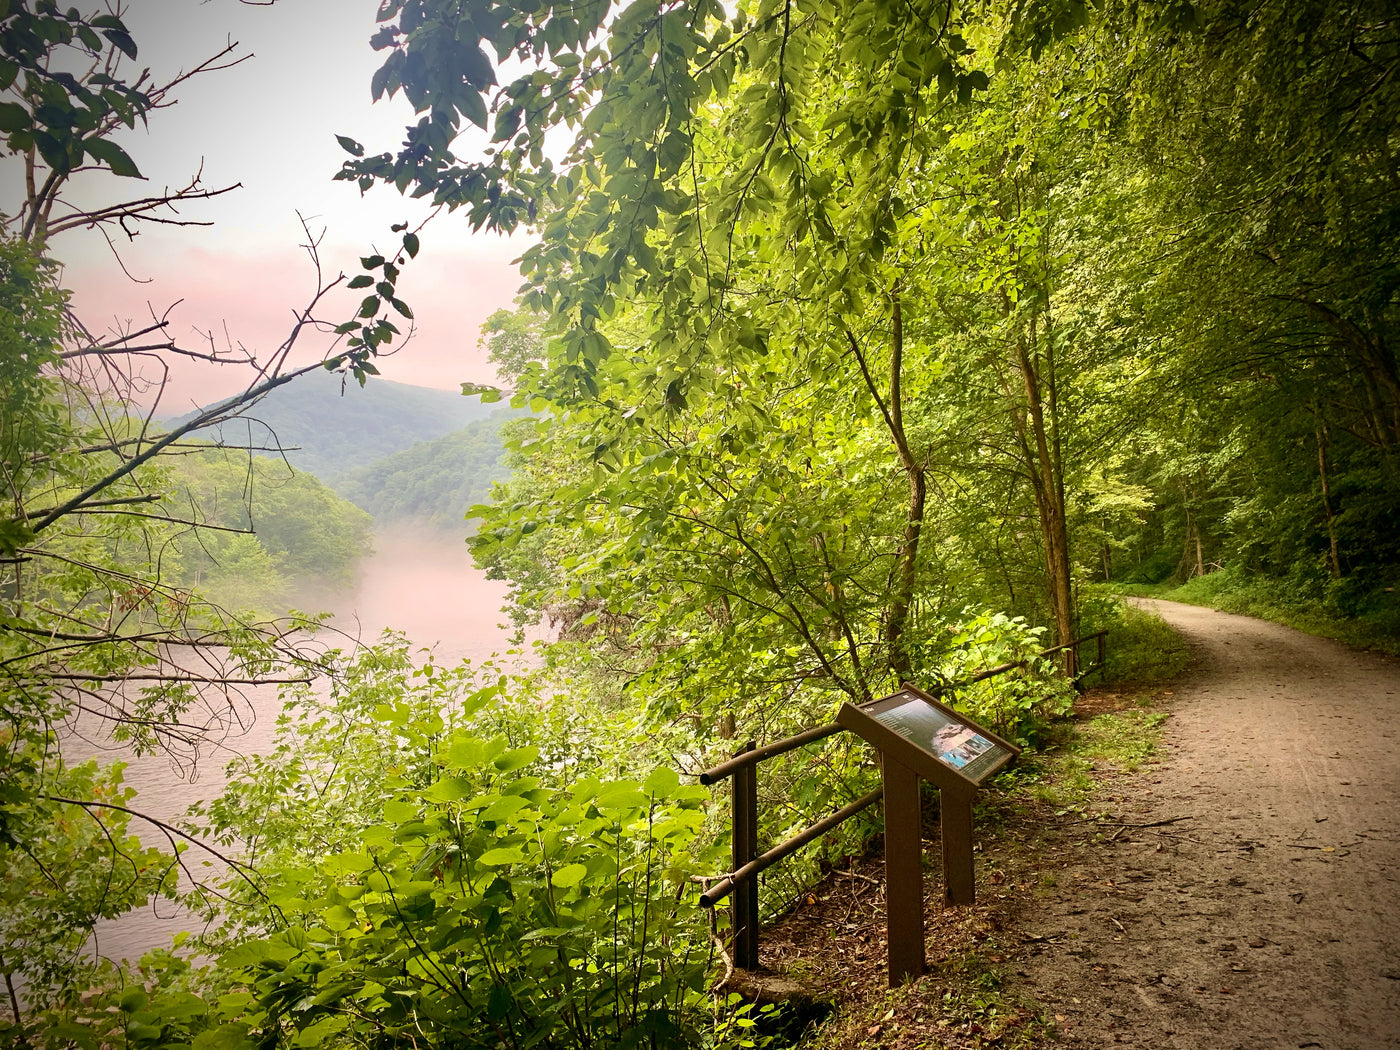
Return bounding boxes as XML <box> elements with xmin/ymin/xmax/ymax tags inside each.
<box><xmin>71</xmin><ymin>526</ymin><xmax>540</xmax><ymax>966</ymax></box>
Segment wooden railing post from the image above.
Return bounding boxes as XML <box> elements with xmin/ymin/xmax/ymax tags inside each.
<box><xmin>731</xmin><ymin>741</ymin><xmax>760</xmax><ymax>970</ymax></box>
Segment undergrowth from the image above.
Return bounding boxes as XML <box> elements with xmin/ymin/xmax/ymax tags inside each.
<box><xmin>1112</xmin><ymin>565</ymin><xmax>1400</xmax><ymax>656</ymax></box>
<box><xmin>802</xmin><ymin>946</ymin><xmax>1051</xmax><ymax>1050</ymax></box>
<box><xmin>1079</xmin><ymin>593</ymin><xmax>1190</xmax><ymax>685</ymax></box>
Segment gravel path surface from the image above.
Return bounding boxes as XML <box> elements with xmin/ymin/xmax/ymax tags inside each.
<box><xmin>1012</xmin><ymin>600</ymin><xmax>1400</xmax><ymax>1049</ymax></box>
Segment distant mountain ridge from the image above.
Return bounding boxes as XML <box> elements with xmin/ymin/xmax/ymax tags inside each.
<box><xmin>166</xmin><ymin>370</ymin><xmax>495</xmax><ymax>481</ymax></box>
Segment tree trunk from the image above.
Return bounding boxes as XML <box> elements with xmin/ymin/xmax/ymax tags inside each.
<box><xmin>848</xmin><ymin>286</ymin><xmax>925</xmax><ymax>682</ymax></box>
<box><xmin>1316</xmin><ymin>421</ymin><xmax>1342</xmax><ymax>579</ymax></box>
<box><xmin>881</xmin><ymin>289</ymin><xmax>925</xmax><ymax>679</ymax></box>
<box><xmin>1014</xmin><ymin>328</ymin><xmax>1076</xmax><ymax>671</ymax></box>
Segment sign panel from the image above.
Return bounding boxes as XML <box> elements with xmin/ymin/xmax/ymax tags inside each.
<box><xmin>870</xmin><ymin>691</ymin><xmax>1010</xmax><ymax>783</ymax></box>
<box><xmin>838</xmin><ymin>684</ymin><xmax>1020</xmax><ymax>791</ymax></box>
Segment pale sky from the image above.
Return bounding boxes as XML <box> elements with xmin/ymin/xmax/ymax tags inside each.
<box><xmin>20</xmin><ymin>0</ymin><xmax>531</xmax><ymax>409</ymax></box>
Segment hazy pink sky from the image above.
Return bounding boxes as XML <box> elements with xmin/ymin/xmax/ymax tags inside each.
<box><xmin>24</xmin><ymin>0</ymin><xmax>532</xmax><ymax>407</ymax></box>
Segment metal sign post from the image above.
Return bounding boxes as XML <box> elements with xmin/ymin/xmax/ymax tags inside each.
<box><xmin>838</xmin><ymin>683</ymin><xmax>1021</xmax><ymax>986</ymax></box>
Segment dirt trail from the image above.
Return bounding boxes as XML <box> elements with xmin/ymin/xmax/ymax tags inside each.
<box><xmin>1012</xmin><ymin>600</ymin><xmax>1400</xmax><ymax>1049</ymax></box>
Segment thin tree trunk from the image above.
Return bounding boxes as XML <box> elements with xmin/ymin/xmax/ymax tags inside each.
<box><xmin>883</xmin><ymin>289</ymin><xmax>925</xmax><ymax>678</ymax></box>
<box><xmin>847</xmin><ymin>285</ymin><xmax>925</xmax><ymax>681</ymax></box>
<box><xmin>1316</xmin><ymin>421</ymin><xmax>1342</xmax><ymax>578</ymax></box>
<box><xmin>1015</xmin><ymin>330</ymin><xmax>1076</xmax><ymax>668</ymax></box>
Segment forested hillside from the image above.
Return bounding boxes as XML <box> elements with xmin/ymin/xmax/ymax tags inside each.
<box><xmin>3</xmin><ymin>0</ymin><xmax>1396</xmax><ymax>1047</ymax></box>
<box><xmin>333</xmin><ymin>411</ymin><xmax>520</xmax><ymax>530</ymax></box>
<box><xmin>165</xmin><ymin>451</ymin><xmax>374</xmax><ymax>609</ymax></box>
<box><xmin>167</xmin><ymin>369</ymin><xmax>496</xmax><ymax>480</ymax></box>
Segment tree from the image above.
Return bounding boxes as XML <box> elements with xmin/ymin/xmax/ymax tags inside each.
<box><xmin>346</xmin><ymin>0</ymin><xmax>1124</xmax><ymax>721</ymax></box>
<box><xmin>0</xmin><ymin>2</ymin><xmax>417</xmax><ymax>1030</ymax></box>
<box><xmin>1064</xmin><ymin>0</ymin><xmax>1400</xmax><ymax>612</ymax></box>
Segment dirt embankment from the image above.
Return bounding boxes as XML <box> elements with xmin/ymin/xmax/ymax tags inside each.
<box><xmin>1010</xmin><ymin>600</ymin><xmax>1400</xmax><ymax>1049</ymax></box>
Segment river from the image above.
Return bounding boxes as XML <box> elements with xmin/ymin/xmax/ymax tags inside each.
<box><xmin>73</xmin><ymin>526</ymin><xmax>540</xmax><ymax>967</ymax></box>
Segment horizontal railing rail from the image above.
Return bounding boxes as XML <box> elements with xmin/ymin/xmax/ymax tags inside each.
<box><xmin>698</xmin><ymin>787</ymin><xmax>885</xmax><ymax>909</ymax></box>
<box><xmin>697</xmin><ymin>721</ymin><xmax>845</xmax><ymax>785</ymax></box>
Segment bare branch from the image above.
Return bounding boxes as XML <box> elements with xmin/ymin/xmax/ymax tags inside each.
<box><xmin>22</xmin><ymin>493</ymin><xmax>160</xmax><ymax>519</ymax></box>
<box><xmin>44</xmin><ymin>795</ymin><xmax>268</xmax><ymax>899</ymax></box>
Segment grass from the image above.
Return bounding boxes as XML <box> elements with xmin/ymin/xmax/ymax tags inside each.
<box><xmin>1074</xmin><ymin>709</ymin><xmax>1170</xmax><ymax>772</ymax></box>
<box><xmin>1078</xmin><ymin>594</ymin><xmax>1190</xmax><ymax>687</ymax></box>
<box><xmin>991</xmin><ymin>702</ymin><xmax>1169</xmax><ymax>818</ymax></box>
<box><xmin>1110</xmin><ymin>567</ymin><xmax>1400</xmax><ymax>656</ymax></box>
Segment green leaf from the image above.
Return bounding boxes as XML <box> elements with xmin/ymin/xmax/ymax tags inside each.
<box><xmin>493</xmin><ymin>746</ymin><xmax>539</xmax><ymax>772</ymax></box>
<box><xmin>487</xmin><ymin>981</ymin><xmax>513</xmax><ymax>1020</ymax></box>
<box><xmin>425</xmin><ymin>776</ymin><xmax>473</xmax><ymax>802</ymax></box>
<box><xmin>347</xmin><ymin>274</ymin><xmax>374</xmax><ymax>289</ymax></box>
<box><xmin>551</xmin><ymin>862</ymin><xmax>588</xmax><ymax>889</ymax></box>
<box><xmin>480</xmin><ymin>795</ymin><xmax>529</xmax><ymax>822</ymax></box>
<box><xmin>335</xmin><ymin>134</ymin><xmax>364</xmax><ymax>156</ymax></box>
<box><xmin>459</xmin><ymin>89</ymin><xmax>488</xmax><ymax>130</ymax></box>
<box><xmin>478</xmin><ymin>846</ymin><xmax>525</xmax><ymax>866</ymax></box>
<box><xmin>459</xmin><ymin>45</ymin><xmax>495</xmax><ymax>90</ymax></box>
<box><xmin>403</xmin><ymin>232</ymin><xmax>420</xmax><ymax>258</ymax></box>
<box><xmin>0</xmin><ymin>518</ymin><xmax>36</xmax><ymax>558</ymax></box>
<box><xmin>0</xmin><ymin>102</ymin><xmax>29</xmax><ymax>133</ymax></box>
<box><xmin>101</xmin><ymin>27</ymin><xmax>137</xmax><ymax>59</ymax></box>
<box><xmin>82</xmin><ymin>135</ymin><xmax>141</xmax><ymax>177</ymax></box>
<box><xmin>193</xmin><ymin>1028</ymin><xmax>253</xmax><ymax>1050</ymax></box>
<box><xmin>383</xmin><ymin>799</ymin><xmax>418</xmax><ymax>822</ymax></box>
<box><xmin>461</xmin><ymin>381</ymin><xmax>503</xmax><ymax>402</ymax></box>
<box><xmin>594</xmin><ymin>782</ymin><xmax>648</xmax><ymax>810</ymax></box>
<box><xmin>643</xmin><ymin>766</ymin><xmax>680</xmax><ymax>795</ymax></box>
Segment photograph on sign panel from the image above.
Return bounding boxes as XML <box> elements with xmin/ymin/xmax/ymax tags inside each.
<box><xmin>874</xmin><ymin>696</ymin><xmax>997</xmax><ymax>771</ymax></box>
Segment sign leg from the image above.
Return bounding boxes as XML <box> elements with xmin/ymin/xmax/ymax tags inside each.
<box><xmin>883</xmin><ymin>757</ymin><xmax>925</xmax><ymax>985</ymax></box>
<box><xmin>941</xmin><ymin>793</ymin><xmax>976</xmax><ymax>906</ymax></box>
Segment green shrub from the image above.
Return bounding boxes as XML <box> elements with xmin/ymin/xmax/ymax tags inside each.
<box><xmin>934</xmin><ymin>611</ymin><xmax>1077</xmax><ymax>746</ymax></box>
<box><xmin>231</xmin><ymin>743</ymin><xmax>720</xmax><ymax>1049</ymax></box>
<box><xmin>1078</xmin><ymin>594</ymin><xmax>1188</xmax><ymax>686</ymax></box>
<box><xmin>1168</xmin><ymin>564</ymin><xmax>1400</xmax><ymax>655</ymax></box>
<box><xmin>179</xmin><ymin>640</ymin><xmax>735</xmax><ymax>1050</ymax></box>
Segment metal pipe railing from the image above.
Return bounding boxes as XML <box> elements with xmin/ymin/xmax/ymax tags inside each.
<box><xmin>699</xmin><ymin>787</ymin><xmax>885</xmax><ymax>909</ymax></box>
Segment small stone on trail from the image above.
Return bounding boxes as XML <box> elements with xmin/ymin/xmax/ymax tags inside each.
<box><xmin>1249</xmin><ymin>937</ymin><xmax>1266</xmax><ymax>948</ymax></box>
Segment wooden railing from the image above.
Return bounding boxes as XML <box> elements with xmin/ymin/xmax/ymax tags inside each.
<box><xmin>695</xmin><ymin>630</ymin><xmax>1107</xmax><ymax>968</ymax></box>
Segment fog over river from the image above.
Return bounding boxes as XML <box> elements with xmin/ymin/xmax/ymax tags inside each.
<box><xmin>68</xmin><ymin>526</ymin><xmax>541</xmax><ymax>967</ymax></box>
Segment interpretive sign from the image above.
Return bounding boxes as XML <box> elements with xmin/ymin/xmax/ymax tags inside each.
<box><xmin>837</xmin><ymin>682</ymin><xmax>1022</xmax><ymax>986</ymax></box>
<box><xmin>861</xmin><ymin>686</ymin><xmax>1018</xmax><ymax>786</ymax></box>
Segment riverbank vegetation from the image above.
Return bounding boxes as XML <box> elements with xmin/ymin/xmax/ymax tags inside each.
<box><xmin>2</xmin><ymin>0</ymin><xmax>1397</xmax><ymax>1046</ymax></box>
